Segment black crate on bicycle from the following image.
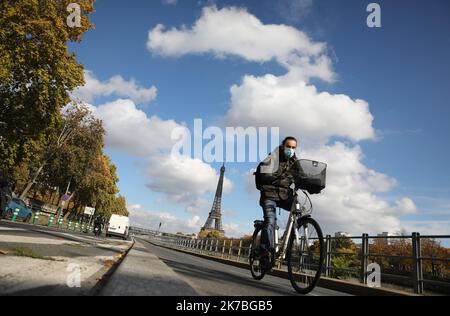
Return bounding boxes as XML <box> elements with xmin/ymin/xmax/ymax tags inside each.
<box><xmin>295</xmin><ymin>159</ymin><xmax>327</xmax><ymax>194</ymax></box>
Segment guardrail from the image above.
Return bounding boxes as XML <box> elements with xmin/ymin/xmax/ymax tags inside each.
<box><xmin>139</xmin><ymin>232</ymin><xmax>450</xmax><ymax>295</ymax></box>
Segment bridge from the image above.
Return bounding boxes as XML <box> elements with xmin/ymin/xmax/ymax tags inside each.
<box><xmin>1</xmin><ymin>218</ymin><xmax>449</xmax><ymax>296</ymax></box>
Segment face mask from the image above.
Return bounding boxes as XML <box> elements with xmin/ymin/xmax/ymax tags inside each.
<box><xmin>284</xmin><ymin>147</ymin><xmax>295</xmax><ymax>159</ymax></box>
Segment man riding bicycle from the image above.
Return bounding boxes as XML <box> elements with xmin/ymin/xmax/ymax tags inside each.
<box><xmin>255</xmin><ymin>136</ymin><xmax>304</xmax><ymax>263</ymax></box>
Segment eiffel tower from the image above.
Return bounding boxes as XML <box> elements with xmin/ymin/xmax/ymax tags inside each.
<box><xmin>200</xmin><ymin>163</ymin><xmax>225</xmax><ymax>237</ymax></box>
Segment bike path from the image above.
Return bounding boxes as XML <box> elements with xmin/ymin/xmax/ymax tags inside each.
<box><xmin>138</xmin><ymin>239</ymin><xmax>351</xmax><ymax>296</ymax></box>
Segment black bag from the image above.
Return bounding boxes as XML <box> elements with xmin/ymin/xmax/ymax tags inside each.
<box><xmin>296</xmin><ymin>159</ymin><xmax>327</xmax><ymax>194</ymax></box>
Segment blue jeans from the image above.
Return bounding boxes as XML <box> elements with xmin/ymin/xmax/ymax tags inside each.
<box><xmin>260</xmin><ymin>198</ymin><xmax>293</xmax><ymax>252</ymax></box>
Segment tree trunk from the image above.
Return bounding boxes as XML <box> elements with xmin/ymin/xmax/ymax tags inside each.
<box><xmin>20</xmin><ymin>163</ymin><xmax>45</xmax><ymax>199</ymax></box>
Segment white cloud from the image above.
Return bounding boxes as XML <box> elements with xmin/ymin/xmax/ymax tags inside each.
<box><xmin>400</xmin><ymin>221</ymin><xmax>450</xmax><ymax>236</ymax></box>
<box><xmin>129</xmin><ymin>208</ymin><xmax>215</xmax><ymax>235</ymax></box>
<box><xmin>394</xmin><ymin>198</ymin><xmax>418</xmax><ymax>215</ymax></box>
<box><xmin>146</xmin><ymin>154</ymin><xmax>233</xmax><ymax>205</ymax></box>
<box><xmin>130</xmin><ymin>208</ymin><xmax>251</xmax><ymax>237</ymax></box>
<box><xmin>147</xmin><ymin>6</ymin><xmax>334</xmax><ymax>82</ymax></box>
<box><xmin>185</xmin><ymin>198</ymin><xmax>211</xmax><ymax>214</ymax></box>
<box><xmin>293</xmin><ymin>143</ymin><xmax>416</xmax><ymax>235</ymax></box>
<box><xmin>73</xmin><ymin>70</ymin><xmax>158</xmax><ymax>105</ymax></box>
<box><xmin>225</xmin><ymin>72</ymin><xmax>375</xmax><ymax>145</ymax></box>
<box><xmin>93</xmin><ymin>99</ymin><xmax>180</xmax><ymax>156</ymax></box>
<box><xmin>127</xmin><ymin>204</ymin><xmax>142</xmax><ymax>211</ymax></box>
<box><xmin>84</xmin><ymin>96</ymin><xmax>234</xmax><ymax>215</ymax></box>
<box><xmin>187</xmin><ymin>215</ymin><xmax>201</xmax><ymax>228</ymax></box>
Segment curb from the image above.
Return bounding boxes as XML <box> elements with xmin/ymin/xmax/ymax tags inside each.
<box><xmin>88</xmin><ymin>237</ymin><xmax>136</xmax><ymax>296</ymax></box>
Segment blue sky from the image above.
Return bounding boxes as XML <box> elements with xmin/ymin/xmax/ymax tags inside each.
<box><xmin>70</xmin><ymin>0</ymin><xmax>450</xmax><ymax>237</ymax></box>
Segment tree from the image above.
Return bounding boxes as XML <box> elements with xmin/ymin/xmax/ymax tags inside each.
<box><xmin>23</xmin><ymin>104</ymin><xmax>128</xmax><ymax>219</ymax></box>
<box><xmin>19</xmin><ymin>102</ymin><xmax>100</xmax><ymax>198</ymax></box>
<box><xmin>0</xmin><ymin>0</ymin><xmax>95</xmax><ymax>178</ymax></box>
<box><xmin>198</xmin><ymin>230</ymin><xmax>222</xmax><ymax>239</ymax></box>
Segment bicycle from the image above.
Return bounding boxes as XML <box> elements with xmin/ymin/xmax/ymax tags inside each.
<box><xmin>249</xmin><ymin>159</ymin><xmax>326</xmax><ymax>295</ymax></box>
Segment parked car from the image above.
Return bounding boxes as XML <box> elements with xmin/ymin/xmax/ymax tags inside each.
<box><xmin>2</xmin><ymin>198</ymin><xmax>33</xmax><ymax>222</ymax></box>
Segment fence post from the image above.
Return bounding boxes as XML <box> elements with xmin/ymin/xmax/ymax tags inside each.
<box><xmin>361</xmin><ymin>233</ymin><xmax>369</xmax><ymax>284</ymax></box>
<box><xmin>222</xmin><ymin>240</ymin><xmax>226</xmax><ymax>257</ymax></box>
<box><xmin>215</xmin><ymin>239</ymin><xmax>219</xmax><ymax>253</ymax></box>
<box><xmin>228</xmin><ymin>239</ymin><xmax>233</xmax><ymax>258</ymax></box>
<box><xmin>237</xmin><ymin>240</ymin><xmax>243</xmax><ymax>261</ymax></box>
<box><xmin>412</xmin><ymin>232</ymin><xmax>424</xmax><ymax>294</ymax></box>
<box><xmin>325</xmin><ymin>235</ymin><xmax>332</xmax><ymax>277</ymax></box>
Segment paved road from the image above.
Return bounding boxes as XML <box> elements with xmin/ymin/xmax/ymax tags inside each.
<box><xmin>137</xmin><ymin>238</ymin><xmax>350</xmax><ymax>296</ymax></box>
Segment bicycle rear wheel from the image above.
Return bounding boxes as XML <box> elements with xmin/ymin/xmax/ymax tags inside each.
<box><xmin>287</xmin><ymin>217</ymin><xmax>324</xmax><ymax>294</ymax></box>
<box><xmin>249</xmin><ymin>226</ymin><xmax>266</xmax><ymax>280</ymax></box>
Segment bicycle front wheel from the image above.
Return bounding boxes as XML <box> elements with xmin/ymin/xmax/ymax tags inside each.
<box><xmin>287</xmin><ymin>217</ymin><xmax>324</xmax><ymax>294</ymax></box>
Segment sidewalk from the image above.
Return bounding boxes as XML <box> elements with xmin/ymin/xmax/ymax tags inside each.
<box><xmin>100</xmin><ymin>240</ymin><xmax>198</xmax><ymax>296</ymax></box>
<box><xmin>0</xmin><ymin>222</ymin><xmax>132</xmax><ymax>295</ymax></box>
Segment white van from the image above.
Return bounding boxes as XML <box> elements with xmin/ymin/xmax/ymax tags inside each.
<box><xmin>107</xmin><ymin>214</ymin><xmax>130</xmax><ymax>240</ymax></box>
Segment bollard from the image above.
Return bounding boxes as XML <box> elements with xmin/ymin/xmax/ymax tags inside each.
<box><xmin>11</xmin><ymin>208</ymin><xmax>19</xmax><ymax>222</ymax></box>
<box><xmin>47</xmin><ymin>215</ymin><xmax>55</xmax><ymax>228</ymax></box>
<box><xmin>57</xmin><ymin>218</ymin><xmax>64</xmax><ymax>229</ymax></box>
<box><xmin>74</xmin><ymin>222</ymin><xmax>79</xmax><ymax>232</ymax></box>
<box><xmin>66</xmin><ymin>220</ymin><xmax>72</xmax><ymax>231</ymax></box>
<box><xmin>33</xmin><ymin>211</ymin><xmax>40</xmax><ymax>225</ymax></box>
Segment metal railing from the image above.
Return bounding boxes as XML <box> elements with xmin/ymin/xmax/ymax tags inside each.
<box><xmin>139</xmin><ymin>231</ymin><xmax>450</xmax><ymax>295</ymax></box>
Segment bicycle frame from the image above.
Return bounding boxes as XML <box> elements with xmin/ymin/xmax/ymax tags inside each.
<box><xmin>273</xmin><ymin>190</ymin><xmax>312</xmax><ymax>266</ymax></box>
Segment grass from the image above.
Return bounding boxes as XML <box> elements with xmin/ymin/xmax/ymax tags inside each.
<box><xmin>13</xmin><ymin>247</ymin><xmax>57</xmax><ymax>261</ymax></box>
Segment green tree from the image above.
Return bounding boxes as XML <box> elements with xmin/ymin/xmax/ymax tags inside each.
<box><xmin>0</xmin><ymin>0</ymin><xmax>95</xmax><ymax>177</ymax></box>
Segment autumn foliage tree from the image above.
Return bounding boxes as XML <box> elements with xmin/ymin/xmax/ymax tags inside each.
<box><xmin>0</xmin><ymin>0</ymin><xmax>95</xmax><ymax>179</ymax></box>
<box><xmin>1</xmin><ymin>1</ymin><xmax>129</xmax><ymax>219</ymax></box>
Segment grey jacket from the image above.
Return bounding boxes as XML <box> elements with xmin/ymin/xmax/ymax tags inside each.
<box><xmin>258</xmin><ymin>146</ymin><xmax>304</xmax><ymax>205</ymax></box>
